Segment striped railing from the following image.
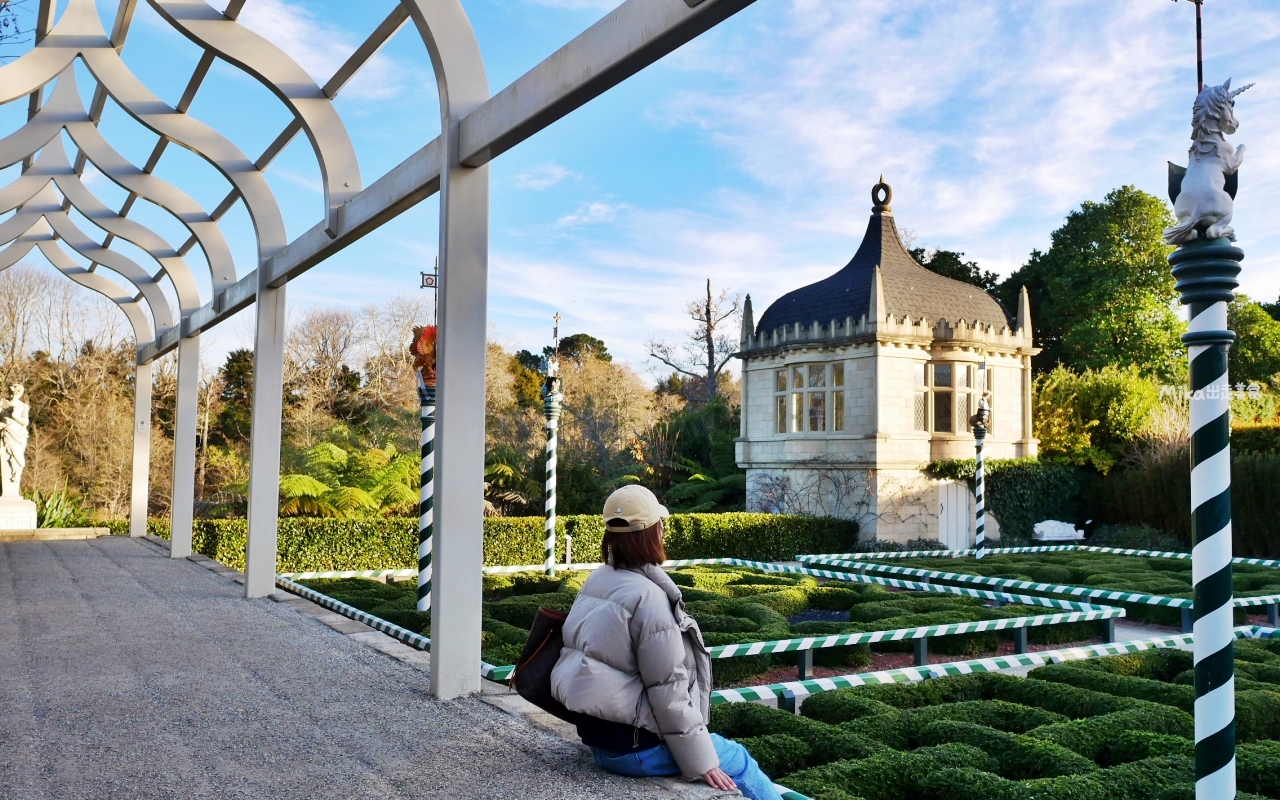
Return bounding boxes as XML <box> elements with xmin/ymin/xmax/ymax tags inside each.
<box><xmin>798</xmin><ymin>556</ymin><xmax>1280</xmax><ymax>611</ymax></box>
<box><xmin>800</xmin><ymin>544</ymin><xmax>1280</xmax><ymax>570</ymax></box>
<box><xmin>274</xmin><ymin>575</ymin><xmax>512</xmax><ymax>681</ymax></box>
<box><xmin>808</xmin><ymin>545</ymin><xmax>1081</xmax><ymax>560</ymax></box>
<box><xmin>706</xmin><ymin>605</ymin><xmax>1120</xmax><ymax>660</ymax></box>
<box><xmin>710</xmin><ymin>627</ymin><xmax>1274</xmax><ymax>706</ymax></box>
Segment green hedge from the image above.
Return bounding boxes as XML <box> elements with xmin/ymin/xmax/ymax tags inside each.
<box><xmin>1088</xmin><ymin>452</ymin><xmax>1280</xmax><ymax>556</ymax></box>
<box><xmin>119</xmin><ymin>512</ymin><xmax>858</xmax><ymax>572</ymax></box>
<box><xmin>925</xmin><ymin>459</ymin><xmax>1087</xmax><ymax>543</ymax></box>
<box><xmin>1028</xmin><ymin>664</ymin><xmax>1195</xmax><ymax>712</ymax></box>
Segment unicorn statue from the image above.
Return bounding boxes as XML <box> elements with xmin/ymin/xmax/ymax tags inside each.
<box><xmin>1165</xmin><ymin>78</ymin><xmax>1253</xmax><ymax>245</ymax></box>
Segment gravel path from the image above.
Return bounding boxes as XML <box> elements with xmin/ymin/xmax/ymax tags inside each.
<box><xmin>0</xmin><ymin>537</ymin><xmax>687</xmax><ymax>800</ymax></box>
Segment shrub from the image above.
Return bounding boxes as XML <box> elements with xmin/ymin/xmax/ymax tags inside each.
<box><xmin>784</xmin><ymin>743</ymin><xmax>997</xmax><ymax>800</ymax></box>
<box><xmin>708</xmin><ymin>702</ymin><xmax>886</xmax><ymax>770</ymax></box>
<box><xmin>737</xmin><ymin>734</ymin><xmax>812</xmax><ymax>779</ymax></box>
<box><xmin>917</xmin><ymin>720</ymin><xmax>1097</xmax><ymax>780</ymax></box>
<box><xmin>1028</xmin><ymin>664</ymin><xmax>1195</xmax><ymax>712</ymax></box>
<box><xmin>1088</xmin><ymin>451</ymin><xmax>1280</xmax><ymax>557</ymax></box>
<box><xmin>1101</xmin><ymin>731</ymin><xmax>1193</xmax><ymax>766</ymax></box>
<box><xmin>1238</xmin><ymin>739</ymin><xmax>1280</xmax><ymax>798</ymax></box>
<box><xmin>901</xmin><ymin>700</ymin><xmax>1065</xmax><ymax>737</ymax></box>
<box><xmin>128</xmin><ymin>512</ymin><xmax>858</xmax><ymax>570</ymax></box>
<box><xmin>990</xmin><ymin>677</ymin><xmax>1143</xmax><ymax>719</ymax></box>
<box><xmin>1027</xmin><ymin>705</ymin><xmax>1193</xmax><ymax>761</ymax></box>
<box><xmin>808</xmin><ymin>586</ymin><xmax>877</xmax><ymax>610</ymax></box>
<box><xmin>800</xmin><ymin>692</ymin><xmax>898</xmax><ymax>725</ymax></box>
<box><xmin>1235</xmin><ymin>689</ymin><xmax>1280</xmax><ymax>743</ymax></box>
<box><xmin>485</xmin><ymin>591</ymin><xmax>576</xmax><ymax>629</ymax></box>
<box><xmin>812</xmin><ymin>673</ymin><xmax>1006</xmax><ymax>713</ymax></box>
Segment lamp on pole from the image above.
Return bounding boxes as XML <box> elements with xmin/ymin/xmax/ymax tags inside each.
<box><xmin>543</xmin><ymin>313</ymin><xmax>564</xmax><ymax>576</ymax></box>
<box><xmin>968</xmin><ymin>361</ymin><xmax>990</xmax><ymax>559</ymax></box>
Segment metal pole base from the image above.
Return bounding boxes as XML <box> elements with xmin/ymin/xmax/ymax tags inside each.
<box><xmin>797</xmin><ymin>649</ymin><xmax>814</xmax><ymax>681</ymax></box>
<box><xmin>913</xmin><ymin>637</ymin><xmax>928</xmax><ymax>667</ymax></box>
<box><xmin>1014</xmin><ymin>627</ymin><xmax>1029</xmax><ymax>655</ymax></box>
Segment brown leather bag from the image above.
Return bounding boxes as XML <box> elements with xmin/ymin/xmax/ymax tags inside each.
<box><xmin>510</xmin><ymin>607</ymin><xmax>584</xmax><ymax>724</ymax></box>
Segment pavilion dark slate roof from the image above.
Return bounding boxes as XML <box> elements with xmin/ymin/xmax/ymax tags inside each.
<box><xmin>756</xmin><ymin>211</ymin><xmax>1013</xmax><ymax>336</ymax></box>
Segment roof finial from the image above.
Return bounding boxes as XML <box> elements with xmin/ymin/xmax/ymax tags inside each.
<box><xmin>872</xmin><ymin>177</ymin><xmax>892</xmax><ymax>214</ymax></box>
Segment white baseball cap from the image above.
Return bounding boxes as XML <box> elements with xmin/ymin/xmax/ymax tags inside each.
<box><xmin>602</xmin><ymin>485</ymin><xmax>670</xmax><ymax>532</ymax></box>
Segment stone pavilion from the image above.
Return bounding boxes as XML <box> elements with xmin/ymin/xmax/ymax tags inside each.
<box><xmin>735</xmin><ymin>181</ymin><xmax>1039</xmax><ymax>544</ymax></box>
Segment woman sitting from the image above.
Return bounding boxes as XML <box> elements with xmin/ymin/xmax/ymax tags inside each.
<box><xmin>551</xmin><ymin>485</ymin><xmax>782</xmax><ymax>799</ymax></box>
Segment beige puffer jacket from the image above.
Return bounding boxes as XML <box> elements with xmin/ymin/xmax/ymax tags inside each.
<box><xmin>550</xmin><ymin>563</ymin><xmax>717</xmax><ymax>779</ymax></box>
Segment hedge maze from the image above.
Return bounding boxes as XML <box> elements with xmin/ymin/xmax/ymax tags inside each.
<box><xmin>714</xmin><ymin>639</ymin><xmax>1280</xmax><ymax>799</ymax></box>
<box><xmin>297</xmin><ymin>561</ymin><xmax>1119</xmax><ymax>688</ymax></box>
<box><xmin>801</xmin><ymin>548</ymin><xmax>1280</xmax><ymax>628</ymax></box>
<box><xmin>277</xmin><ymin>545</ymin><xmax>1280</xmax><ymax>800</ymax></box>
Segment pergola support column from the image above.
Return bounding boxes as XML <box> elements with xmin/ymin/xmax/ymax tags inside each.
<box><xmin>169</xmin><ymin>334</ymin><xmax>200</xmax><ymax>558</ymax></box>
<box><xmin>129</xmin><ymin>360</ymin><xmax>153</xmax><ymax>538</ymax></box>
<box><xmin>244</xmin><ymin>283</ymin><xmax>287</xmax><ymax>598</ymax></box>
<box><xmin>429</xmin><ymin>135</ymin><xmax>489</xmax><ymax>700</ymax></box>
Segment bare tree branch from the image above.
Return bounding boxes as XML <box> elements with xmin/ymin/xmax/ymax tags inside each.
<box><xmin>647</xmin><ymin>278</ymin><xmax>741</xmax><ymax>405</ymax></box>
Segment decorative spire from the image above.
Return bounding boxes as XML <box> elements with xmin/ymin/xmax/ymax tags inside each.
<box><xmin>869</xmin><ymin>265</ymin><xmax>885</xmax><ymax>326</ymax></box>
<box><xmin>1017</xmin><ymin>285</ymin><xmax>1032</xmax><ymax>337</ymax></box>
<box><xmin>872</xmin><ymin>176</ymin><xmax>892</xmax><ymax>214</ymax></box>
<box><xmin>740</xmin><ymin>294</ymin><xmax>754</xmax><ymax>346</ymax></box>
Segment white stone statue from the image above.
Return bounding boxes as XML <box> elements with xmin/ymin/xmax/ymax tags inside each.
<box><xmin>0</xmin><ymin>384</ymin><xmax>30</xmax><ymax>497</ymax></box>
<box><xmin>1164</xmin><ymin>78</ymin><xmax>1253</xmax><ymax>245</ymax></box>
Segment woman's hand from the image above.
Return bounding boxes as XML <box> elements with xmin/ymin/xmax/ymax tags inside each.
<box><xmin>701</xmin><ymin>767</ymin><xmax>737</xmax><ymax>792</ymax></box>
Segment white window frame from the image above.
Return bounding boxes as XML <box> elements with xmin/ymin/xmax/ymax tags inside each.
<box><xmin>772</xmin><ymin>362</ymin><xmax>846</xmax><ymax>435</ymax></box>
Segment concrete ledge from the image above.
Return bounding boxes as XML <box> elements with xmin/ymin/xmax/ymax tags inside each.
<box><xmin>265</xmin><ymin>574</ymin><xmax>739</xmax><ymax>797</ymax></box>
<box><xmin>0</xmin><ymin>527</ymin><xmax>108</xmax><ymax>542</ymax></box>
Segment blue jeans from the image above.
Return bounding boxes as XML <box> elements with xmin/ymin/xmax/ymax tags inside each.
<box><xmin>592</xmin><ymin>733</ymin><xmax>782</xmax><ymax>800</ymax></box>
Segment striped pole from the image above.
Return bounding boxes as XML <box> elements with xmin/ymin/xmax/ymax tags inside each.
<box><xmin>543</xmin><ymin>376</ymin><xmax>562</xmax><ymax>576</ymax></box>
<box><xmin>973</xmin><ymin>394</ymin><xmax>989</xmax><ymax>560</ymax></box>
<box><xmin>1171</xmin><ymin>235</ymin><xmax>1243</xmax><ymax>799</ymax></box>
<box><xmin>416</xmin><ymin>377</ymin><xmax>435</xmax><ymax>612</ymax></box>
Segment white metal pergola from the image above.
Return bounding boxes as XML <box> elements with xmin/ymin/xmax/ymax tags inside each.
<box><xmin>0</xmin><ymin>0</ymin><xmax>757</xmax><ymax>699</ymax></box>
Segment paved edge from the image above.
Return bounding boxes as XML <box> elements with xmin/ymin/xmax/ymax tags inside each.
<box><xmin>143</xmin><ymin>536</ymin><xmax>736</xmax><ymax>800</ymax></box>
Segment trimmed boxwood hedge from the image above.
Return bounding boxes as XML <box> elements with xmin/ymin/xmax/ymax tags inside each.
<box><xmin>108</xmin><ymin>512</ymin><xmax>858</xmax><ymax>572</ymax></box>
<box><xmin>708</xmin><ymin>646</ymin><xmax>1280</xmax><ymax>799</ymax></box>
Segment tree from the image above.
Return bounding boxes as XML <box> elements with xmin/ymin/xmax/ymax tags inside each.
<box><xmin>1261</xmin><ymin>295</ymin><xmax>1280</xmax><ymax>323</ymax></box>
<box><xmin>553</xmin><ymin>333</ymin><xmax>611</xmax><ymax>364</ymax></box>
<box><xmin>647</xmin><ymin>279</ymin><xmax>740</xmax><ymax>405</ymax></box>
<box><xmin>0</xmin><ymin>2</ymin><xmax>31</xmax><ymax>61</ymax></box>
<box><xmin>1032</xmin><ymin>365</ymin><xmax>1162</xmax><ymax>473</ymax></box>
<box><xmin>910</xmin><ymin>248</ymin><xmax>999</xmax><ymax>292</ymax></box>
<box><xmin>996</xmin><ymin>186</ymin><xmax>1182</xmax><ymax>379</ymax></box>
<box><xmin>1229</xmin><ymin>295</ymin><xmax>1280</xmax><ymax>385</ymax></box>
<box><xmin>213</xmin><ymin>349</ymin><xmax>253</xmax><ymax>445</ymax></box>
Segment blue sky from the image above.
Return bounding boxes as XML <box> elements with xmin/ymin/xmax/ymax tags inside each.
<box><xmin>5</xmin><ymin>0</ymin><xmax>1280</xmax><ymax>376</ymax></box>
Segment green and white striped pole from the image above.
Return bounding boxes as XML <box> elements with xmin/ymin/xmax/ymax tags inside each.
<box><xmin>416</xmin><ymin>376</ymin><xmax>435</xmax><ymax>612</ymax></box>
<box><xmin>1171</xmin><ymin>236</ymin><xmax>1243</xmax><ymax>799</ymax></box>
<box><xmin>543</xmin><ymin>375</ymin><xmax>562</xmax><ymax>576</ymax></box>
<box><xmin>973</xmin><ymin>391</ymin><xmax>989</xmax><ymax>560</ymax></box>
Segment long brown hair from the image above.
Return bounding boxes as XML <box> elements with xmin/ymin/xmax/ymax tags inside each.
<box><xmin>602</xmin><ymin>520</ymin><xmax>666</xmax><ymax>569</ymax></box>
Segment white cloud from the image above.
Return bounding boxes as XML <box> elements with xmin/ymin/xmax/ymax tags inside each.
<box><xmin>513</xmin><ymin>163</ymin><xmax>580</xmax><ymax>190</ymax></box>
<box><xmin>270</xmin><ymin>167</ymin><xmax>323</xmax><ymax>195</ymax></box>
<box><xmin>489</xmin><ymin>0</ymin><xmax>1280</xmax><ymax>364</ymax></box>
<box><xmin>217</xmin><ymin>0</ymin><xmax>409</xmax><ymax>102</ymax></box>
<box><xmin>555</xmin><ymin>201</ymin><xmax>630</xmax><ymax>227</ymax></box>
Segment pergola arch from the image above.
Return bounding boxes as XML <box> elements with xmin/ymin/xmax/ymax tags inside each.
<box><xmin>0</xmin><ymin>0</ymin><xmax>762</xmax><ymax>701</ymax></box>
